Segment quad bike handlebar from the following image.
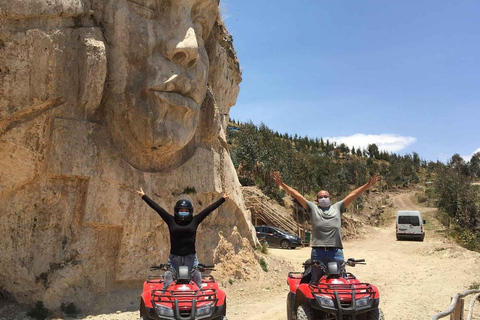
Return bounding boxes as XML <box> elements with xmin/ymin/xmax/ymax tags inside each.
<box><xmin>346</xmin><ymin>258</ymin><xmax>366</xmax><ymax>266</ymax></box>
<box><xmin>303</xmin><ymin>258</ymin><xmax>366</xmax><ymax>268</ymax></box>
<box><xmin>149</xmin><ymin>263</ymin><xmax>215</xmax><ymax>272</ymax></box>
<box><xmin>150</xmin><ymin>263</ymin><xmax>170</xmax><ymax>271</ymax></box>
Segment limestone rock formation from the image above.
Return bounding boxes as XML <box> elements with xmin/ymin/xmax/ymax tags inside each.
<box><xmin>0</xmin><ymin>0</ymin><xmax>254</xmax><ymax>310</ymax></box>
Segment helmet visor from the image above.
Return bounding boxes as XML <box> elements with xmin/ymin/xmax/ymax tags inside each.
<box><xmin>178</xmin><ymin>211</ymin><xmax>191</xmax><ymax>218</ymax></box>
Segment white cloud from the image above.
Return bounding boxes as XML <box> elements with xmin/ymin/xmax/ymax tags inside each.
<box><xmin>325</xmin><ymin>133</ymin><xmax>417</xmax><ymax>153</ymax></box>
<box><xmin>462</xmin><ymin>148</ymin><xmax>480</xmax><ymax>161</ymax></box>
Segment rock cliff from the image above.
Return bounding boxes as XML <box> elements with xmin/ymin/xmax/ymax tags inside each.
<box><xmin>0</xmin><ymin>0</ymin><xmax>255</xmax><ymax>309</ymax></box>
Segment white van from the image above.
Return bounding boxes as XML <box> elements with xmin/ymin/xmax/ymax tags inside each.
<box><xmin>396</xmin><ymin>211</ymin><xmax>425</xmax><ymax>241</ymax></box>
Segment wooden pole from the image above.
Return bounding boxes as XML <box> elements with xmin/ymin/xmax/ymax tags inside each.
<box><xmin>450</xmin><ymin>297</ymin><xmax>464</xmax><ymax>320</ymax></box>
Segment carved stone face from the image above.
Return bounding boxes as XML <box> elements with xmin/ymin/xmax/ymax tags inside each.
<box><xmin>94</xmin><ymin>0</ymin><xmax>218</xmax><ymax>171</ymax></box>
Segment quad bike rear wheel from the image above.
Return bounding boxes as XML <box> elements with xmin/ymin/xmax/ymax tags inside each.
<box><xmin>280</xmin><ymin>240</ymin><xmax>291</xmax><ymax>249</ymax></box>
<box><xmin>296</xmin><ymin>304</ymin><xmax>314</xmax><ymax>320</ymax></box>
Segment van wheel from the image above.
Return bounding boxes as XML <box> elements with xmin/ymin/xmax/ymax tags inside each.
<box><xmin>280</xmin><ymin>240</ymin><xmax>291</xmax><ymax>249</ymax></box>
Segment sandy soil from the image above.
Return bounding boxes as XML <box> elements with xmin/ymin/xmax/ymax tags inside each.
<box><xmin>2</xmin><ymin>191</ymin><xmax>480</xmax><ymax>320</ymax></box>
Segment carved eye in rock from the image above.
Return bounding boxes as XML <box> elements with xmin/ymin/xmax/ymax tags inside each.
<box><xmin>193</xmin><ymin>18</ymin><xmax>207</xmax><ymax>40</ymax></box>
<box><xmin>191</xmin><ymin>1</ymin><xmax>217</xmax><ymax>40</ymax></box>
<box><xmin>126</xmin><ymin>0</ymin><xmax>158</xmax><ymax>19</ymax></box>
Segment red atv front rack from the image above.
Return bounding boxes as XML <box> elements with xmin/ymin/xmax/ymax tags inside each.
<box><xmin>151</xmin><ymin>288</ymin><xmax>219</xmax><ymax>319</ymax></box>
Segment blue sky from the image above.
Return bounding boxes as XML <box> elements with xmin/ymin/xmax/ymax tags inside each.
<box><xmin>221</xmin><ymin>0</ymin><xmax>480</xmax><ymax>162</ymax></box>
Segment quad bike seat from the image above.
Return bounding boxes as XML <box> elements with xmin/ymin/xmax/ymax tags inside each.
<box><xmin>300</xmin><ymin>259</ymin><xmax>312</xmax><ymax>284</ymax></box>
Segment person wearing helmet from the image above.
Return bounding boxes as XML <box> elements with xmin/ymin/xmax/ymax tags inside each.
<box><xmin>137</xmin><ymin>187</ymin><xmax>229</xmax><ymax>291</ymax></box>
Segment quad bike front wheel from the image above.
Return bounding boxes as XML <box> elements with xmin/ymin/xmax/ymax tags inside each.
<box><xmin>139</xmin><ymin>300</ymin><xmax>150</xmax><ymax>320</ymax></box>
<box><xmin>358</xmin><ymin>308</ymin><xmax>385</xmax><ymax>320</ymax></box>
<box><xmin>296</xmin><ymin>304</ymin><xmax>315</xmax><ymax>320</ymax></box>
<box><xmin>286</xmin><ymin>293</ymin><xmax>295</xmax><ymax>320</ymax></box>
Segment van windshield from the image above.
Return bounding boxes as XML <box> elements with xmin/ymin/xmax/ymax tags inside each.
<box><xmin>398</xmin><ymin>216</ymin><xmax>420</xmax><ymax>226</ymax></box>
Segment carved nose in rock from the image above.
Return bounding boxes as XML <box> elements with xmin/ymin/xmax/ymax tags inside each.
<box><xmin>166</xmin><ymin>27</ymin><xmax>199</xmax><ymax>69</ymax></box>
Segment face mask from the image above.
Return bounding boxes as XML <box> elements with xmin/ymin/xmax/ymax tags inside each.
<box><xmin>317</xmin><ymin>197</ymin><xmax>331</xmax><ymax>208</ymax></box>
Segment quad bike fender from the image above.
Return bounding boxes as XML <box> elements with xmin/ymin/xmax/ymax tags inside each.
<box><xmin>216</xmin><ymin>289</ymin><xmax>226</xmax><ymax>306</ymax></box>
<box><xmin>294</xmin><ymin>287</ymin><xmax>312</xmax><ymax>309</ymax></box>
<box><xmin>371</xmin><ymin>284</ymin><xmax>380</xmax><ymax>299</ymax></box>
<box><xmin>287</xmin><ymin>276</ymin><xmax>301</xmax><ymax>293</ymax></box>
<box><xmin>295</xmin><ymin>283</ymin><xmax>315</xmax><ymax>300</ymax></box>
<box><xmin>141</xmin><ymin>290</ymin><xmax>154</xmax><ymax>309</ymax></box>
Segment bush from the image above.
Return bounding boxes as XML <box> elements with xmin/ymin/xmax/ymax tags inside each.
<box><xmin>256</xmin><ymin>238</ymin><xmax>269</xmax><ymax>254</ymax></box>
<box><xmin>61</xmin><ymin>302</ymin><xmax>80</xmax><ymax>317</ymax></box>
<box><xmin>259</xmin><ymin>257</ymin><xmax>268</xmax><ymax>272</ymax></box>
<box><xmin>417</xmin><ymin>194</ymin><xmax>428</xmax><ymax>203</ymax></box>
<box><xmin>27</xmin><ymin>301</ymin><xmax>50</xmax><ymax>320</ymax></box>
<box><xmin>456</xmin><ymin>229</ymin><xmax>479</xmax><ymax>251</ymax></box>
<box><xmin>469</xmin><ymin>281</ymin><xmax>480</xmax><ymax>290</ymax></box>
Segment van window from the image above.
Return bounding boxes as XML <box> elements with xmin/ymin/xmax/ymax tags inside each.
<box><xmin>398</xmin><ymin>216</ymin><xmax>420</xmax><ymax>226</ymax></box>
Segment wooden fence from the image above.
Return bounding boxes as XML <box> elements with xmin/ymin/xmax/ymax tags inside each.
<box><xmin>431</xmin><ymin>289</ymin><xmax>480</xmax><ymax>320</ymax></box>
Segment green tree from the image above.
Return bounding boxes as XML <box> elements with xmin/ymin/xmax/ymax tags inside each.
<box><xmin>435</xmin><ymin>166</ymin><xmax>478</xmax><ymax>230</ymax></box>
<box><xmin>367</xmin><ymin>144</ymin><xmax>380</xmax><ymax>159</ymax></box>
<box><xmin>469</xmin><ymin>152</ymin><xmax>480</xmax><ymax>178</ymax></box>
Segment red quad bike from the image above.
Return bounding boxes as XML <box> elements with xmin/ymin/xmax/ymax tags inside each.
<box><xmin>140</xmin><ymin>263</ymin><xmax>227</xmax><ymax>320</ymax></box>
<box><xmin>287</xmin><ymin>258</ymin><xmax>384</xmax><ymax>320</ymax></box>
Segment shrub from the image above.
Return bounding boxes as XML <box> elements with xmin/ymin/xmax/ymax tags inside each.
<box><xmin>27</xmin><ymin>301</ymin><xmax>50</xmax><ymax>320</ymax></box>
<box><xmin>469</xmin><ymin>281</ymin><xmax>480</xmax><ymax>290</ymax></box>
<box><xmin>61</xmin><ymin>302</ymin><xmax>80</xmax><ymax>317</ymax></box>
<box><xmin>417</xmin><ymin>194</ymin><xmax>428</xmax><ymax>203</ymax></box>
<box><xmin>256</xmin><ymin>238</ymin><xmax>269</xmax><ymax>254</ymax></box>
<box><xmin>259</xmin><ymin>257</ymin><xmax>268</xmax><ymax>272</ymax></box>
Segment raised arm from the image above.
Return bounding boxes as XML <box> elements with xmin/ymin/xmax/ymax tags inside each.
<box><xmin>343</xmin><ymin>174</ymin><xmax>380</xmax><ymax>207</ymax></box>
<box><xmin>272</xmin><ymin>171</ymin><xmax>308</xmax><ymax>209</ymax></box>
<box><xmin>137</xmin><ymin>187</ymin><xmax>171</xmax><ymax>222</ymax></box>
<box><xmin>195</xmin><ymin>194</ymin><xmax>229</xmax><ymax>224</ymax></box>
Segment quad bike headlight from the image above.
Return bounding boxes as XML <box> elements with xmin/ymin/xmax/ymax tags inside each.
<box><xmin>196</xmin><ymin>304</ymin><xmax>214</xmax><ymax>317</ymax></box>
<box><xmin>154</xmin><ymin>304</ymin><xmax>174</xmax><ymax>317</ymax></box>
<box><xmin>315</xmin><ymin>295</ymin><xmax>335</xmax><ymax>308</ymax></box>
<box><xmin>356</xmin><ymin>296</ymin><xmax>372</xmax><ymax>308</ymax></box>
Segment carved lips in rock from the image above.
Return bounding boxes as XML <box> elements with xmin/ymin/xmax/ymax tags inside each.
<box><xmin>149</xmin><ymin>74</ymin><xmax>201</xmax><ymax>113</ymax></box>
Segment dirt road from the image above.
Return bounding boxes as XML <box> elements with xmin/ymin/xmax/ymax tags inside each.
<box><xmin>2</xmin><ymin>192</ymin><xmax>480</xmax><ymax>320</ymax></box>
<box><xmin>226</xmin><ymin>191</ymin><xmax>480</xmax><ymax>320</ymax></box>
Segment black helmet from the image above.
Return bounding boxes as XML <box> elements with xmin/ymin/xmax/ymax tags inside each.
<box><xmin>174</xmin><ymin>199</ymin><xmax>193</xmax><ymax>223</ymax></box>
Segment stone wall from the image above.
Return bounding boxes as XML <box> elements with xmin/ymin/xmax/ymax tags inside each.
<box><xmin>0</xmin><ymin>0</ymin><xmax>255</xmax><ymax>309</ymax></box>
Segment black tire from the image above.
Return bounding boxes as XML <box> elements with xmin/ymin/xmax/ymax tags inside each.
<box><xmin>286</xmin><ymin>293</ymin><xmax>295</xmax><ymax>320</ymax></box>
<box><xmin>358</xmin><ymin>308</ymin><xmax>385</xmax><ymax>320</ymax></box>
<box><xmin>213</xmin><ymin>316</ymin><xmax>227</xmax><ymax>320</ymax></box>
<box><xmin>280</xmin><ymin>240</ymin><xmax>291</xmax><ymax>249</ymax></box>
<box><xmin>296</xmin><ymin>304</ymin><xmax>314</xmax><ymax>320</ymax></box>
<box><xmin>139</xmin><ymin>299</ymin><xmax>150</xmax><ymax>320</ymax></box>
